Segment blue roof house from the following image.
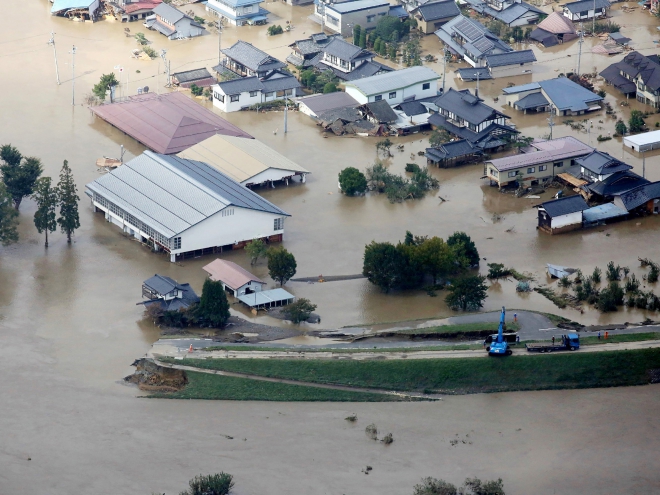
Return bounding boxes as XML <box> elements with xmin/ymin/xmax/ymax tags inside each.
<box><xmin>206</xmin><ymin>0</ymin><xmax>269</xmax><ymax>26</ymax></box>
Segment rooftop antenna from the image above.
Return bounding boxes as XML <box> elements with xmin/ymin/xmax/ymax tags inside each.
<box><xmin>577</xmin><ymin>23</ymin><xmax>583</xmax><ymax>76</ymax></box>
<box><xmin>48</xmin><ymin>32</ymin><xmax>60</xmax><ymax>85</ymax></box>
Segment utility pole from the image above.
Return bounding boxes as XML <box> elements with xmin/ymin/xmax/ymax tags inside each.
<box><xmin>475</xmin><ymin>71</ymin><xmax>480</xmax><ymax>98</ymax></box>
<box><xmin>284</xmin><ymin>94</ymin><xmax>288</xmax><ymax>133</ymax></box>
<box><xmin>70</xmin><ymin>45</ymin><xmax>76</xmax><ymax>106</ymax></box>
<box><xmin>547</xmin><ymin>108</ymin><xmax>555</xmax><ymax>140</ymax></box>
<box><xmin>592</xmin><ymin>0</ymin><xmax>596</xmax><ymax>37</ymax></box>
<box><xmin>577</xmin><ymin>23</ymin><xmax>583</xmax><ymax>76</ymax></box>
<box><xmin>441</xmin><ymin>46</ymin><xmax>447</xmax><ymax>94</ymax></box>
<box><xmin>217</xmin><ymin>22</ymin><xmax>222</xmax><ymax>66</ymax></box>
<box><xmin>48</xmin><ymin>32</ymin><xmax>60</xmax><ymax>85</ymax></box>
<box><xmin>160</xmin><ymin>49</ymin><xmax>170</xmax><ymax>87</ymax></box>
<box><xmin>642</xmin><ymin>150</ymin><xmax>646</xmax><ymax>178</ymax></box>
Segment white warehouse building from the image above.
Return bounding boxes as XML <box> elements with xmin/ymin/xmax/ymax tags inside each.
<box><xmin>344</xmin><ymin>66</ymin><xmax>440</xmax><ymax>105</ymax></box>
<box><xmin>85</xmin><ymin>151</ymin><xmax>290</xmax><ymax>262</ymax></box>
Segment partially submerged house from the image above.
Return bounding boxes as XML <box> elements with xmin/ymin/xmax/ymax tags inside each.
<box><xmin>344</xmin><ymin>66</ymin><xmax>440</xmax><ymax>104</ymax></box>
<box><xmin>286</xmin><ymin>33</ymin><xmax>342</xmax><ymax>69</ymax></box>
<box><xmin>171</xmin><ymin>68</ymin><xmax>216</xmax><ymax>89</ymax></box>
<box><xmin>411</xmin><ymin>1</ymin><xmax>461</xmax><ymax>34</ymax></box>
<box><xmin>296</xmin><ymin>91</ymin><xmax>359</xmax><ymax>118</ymax></box>
<box><xmin>85</xmin><ymin>151</ymin><xmax>290</xmax><ymax>262</ymax></box>
<box><xmin>217</xmin><ymin>41</ymin><xmax>286</xmax><ymax>78</ymax></box>
<box><xmin>600</xmin><ymin>52</ymin><xmax>660</xmax><ymax>108</ymax></box>
<box><xmin>206</xmin><ymin>0</ymin><xmax>269</xmax><ymax>26</ymax></box>
<box><xmin>89</xmin><ymin>92</ymin><xmax>252</xmax><ymax>154</ymax></box>
<box><xmin>319</xmin><ymin>0</ymin><xmax>392</xmax><ymax>37</ymax></box>
<box><xmin>624</xmin><ymin>129</ymin><xmax>660</xmax><ymax>152</ymax></box>
<box><xmin>178</xmin><ymin>134</ymin><xmax>310</xmax><ymax>187</ymax></box>
<box><xmin>485</xmin><ymin>136</ymin><xmax>594</xmax><ymax>188</ymax></box>
<box><xmin>202</xmin><ymin>259</ymin><xmax>266</xmax><ymax>296</ymax></box>
<box><xmin>613</xmin><ymin>182</ymin><xmax>660</xmax><ymax>215</ymax></box>
<box><xmin>562</xmin><ymin>0</ymin><xmax>610</xmax><ymax>22</ymax></box>
<box><xmin>140</xmin><ymin>274</ymin><xmax>199</xmax><ymax>311</ymax></box>
<box><xmin>529</xmin><ymin>12</ymin><xmax>578</xmax><ymax>47</ymax></box>
<box><xmin>51</xmin><ymin>0</ymin><xmax>100</xmax><ymax>20</ymax></box>
<box><xmin>359</xmin><ymin>100</ymin><xmax>399</xmax><ymax>125</ymax></box>
<box><xmin>211</xmin><ymin>71</ymin><xmax>302</xmax><ymax>112</ymax></box>
<box><xmin>576</xmin><ymin>150</ymin><xmax>633</xmax><ymax>182</ymax></box>
<box><xmin>503</xmin><ymin>77</ymin><xmax>603</xmax><ymax>116</ymax></box>
<box><xmin>107</xmin><ymin>0</ymin><xmax>162</xmax><ymax>22</ymax></box>
<box><xmin>537</xmin><ymin>195</ymin><xmax>589</xmax><ymax>234</ymax></box>
<box><xmin>583</xmin><ymin>170</ymin><xmax>649</xmax><ymax>202</ymax></box>
<box><xmin>484</xmin><ymin>50</ymin><xmax>536</xmax><ymax>78</ymax></box>
<box><xmin>313</xmin><ymin>38</ymin><xmax>392</xmax><ymax>82</ymax></box>
<box><xmin>425</xmin><ymin>140</ymin><xmax>483</xmax><ymax>167</ymax></box>
<box><xmin>144</xmin><ymin>3</ymin><xmax>206</xmax><ymax>40</ymax></box>
<box><xmin>463</xmin><ymin>0</ymin><xmax>544</xmax><ymax>27</ymax></box>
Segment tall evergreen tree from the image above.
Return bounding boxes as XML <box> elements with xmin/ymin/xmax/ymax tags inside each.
<box><xmin>195</xmin><ymin>279</ymin><xmax>231</xmax><ymax>328</ymax></box>
<box><xmin>352</xmin><ymin>24</ymin><xmax>362</xmax><ymax>44</ymax></box>
<box><xmin>0</xmin><ymin>144</ymin><xmax>43</xmax><ymax>210</ymax></box>
<box><xmin>56</xmin><ymin>160</ymin><xmax>80</xmax><ymax>243</ymax></box>
<box><xmin>32</xmin><ymin>177</ymin><xmax>59</xmax><ymax>248</ymax></box>
<box><xmin>0</xmin><ymin>182</ymin><xmax>19</xmax><ymax>246</ymax></box>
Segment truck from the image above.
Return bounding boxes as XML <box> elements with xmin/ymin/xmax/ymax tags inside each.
<box><xmin>484</xmin><ymin>333</ymin><xmax>519</xmax><ymax>347</ymax></box>
<box><xmin>488</xmin><ymin>307</ymin><xmax>512</xmax><ymax>356</ymax></box>
<box><xmin>525</xmin><ymin>333</ymin><xmax>580</xmax><ymax>353</ymax></box>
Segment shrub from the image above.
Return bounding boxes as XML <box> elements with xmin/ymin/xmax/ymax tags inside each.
<box><xmin>649</xmin><ymin>264</ymin><xmax>659</xmax><ymax>283</ymax></box>
<box><xmin>405</xmin><ymin>163</ymin><xmax>421</xmax><ymax>173</ymax></box>
<box><xmin>445</xmin><ymin>275</ymin><xmax>488</xmax><ymax>311</ymax></box>
<box><xmin>183</xmin><ymin>473</ymin><xmax>234</xmax><ymax>495</ymax></box>
<box><xmin>592</xmin><ymin>266</ymin><xmax>602</xmax><ymax>284</ymax></box>
<box><xmin>338</xmin><ymin>167</ymin><xmax>367</xmax><ymax>196</ymax></box>
<box><xmin>190</xmin><ymin>83</ymin><xmax>203</xmax><ymax>96</ymax></box>
<box><xmin>558</xmin><ymin>276</ymin><xmax>572</xmax><ymax>288</ymax></box>
<box><xmin>322</xmin><ymin>82</ymin><xmax>338</xmax><ymax>93</ymax></box>
<box><xmin>606</xmin><ymin>261</ymin><xmax>621</xmax><ymax>281</ymax></box>
<box><xmin>365</xmin><ymin>423</ymin><xmax>378</xmax><ymax>440</ymax></box>
<box><xmin>629</xmin><ymin>110</ymin><xmax>646</xmax><ymax>133</ymax></box>
<box><xmin>282</xmin><ymin>298</ymin><xmax>317</xmax><ymax>324</ymax></box>
<box><xmin>413</xmin><ymin>478</ymin><xmax>457</xmax><ymax>495</ymax></box>
<box><xmin>267</xmin><ymin>25</ymin><xmax>284</xmax><ymax>36</ymax></box>
<box><xmin>615</xmin><ymin>120</ymin><xmax>627</xmax><ymax>136</ymax></box>
<box><xmin>487</xmin><ymin>263</ymin><xmax>510</xmax><ymax>280</ymax></box>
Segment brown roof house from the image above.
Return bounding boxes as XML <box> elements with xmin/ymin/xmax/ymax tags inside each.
<box><xmin>203</xmin><ymin>259</ymin><xmax>266</xmax><ymax>296</ymax></box>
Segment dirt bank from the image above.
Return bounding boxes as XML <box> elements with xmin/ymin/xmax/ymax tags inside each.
<box><xmin>124</xmin><ymin>358</ymin><xmax>187</xmax><ymax>392</ymax></box>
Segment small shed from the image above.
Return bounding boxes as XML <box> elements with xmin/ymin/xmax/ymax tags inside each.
<box><xmin>237</xmin><ymin>288</ymin><xmax>295</xmax><ymax>309</ymax></box>
<box><xmin>171</xmin><ymin>68</ymin><xmax>217</xmax><ymax>89</ymax></box>
<box><xmin>623</xmin><ymin>130</ymin><xmax>660</xmax><ymax>152</ymax></box>
<box><xmin>537</xmin><ymin>195</ymin><xmax>588</xmax><ymax>234</ymax></box>
<box><xmin>202</xmin><ymin>259</ymin><xmax>266</xmax><ymax>297</ymax></box>
<box><xmin>546</xmin><ymin>264</ymin><xmax>576</xmax><ymax>279</ymax></box>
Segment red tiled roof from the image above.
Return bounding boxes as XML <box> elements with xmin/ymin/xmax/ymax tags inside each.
<box><xmin>124</xmin><ymin>1</ymin><xmax>161</xmax><ymax>14</ymax></box>
<box><xmin>90</xmin><ymin>92</ymin><xmax>252</xmax><ymax>154</ymax></box>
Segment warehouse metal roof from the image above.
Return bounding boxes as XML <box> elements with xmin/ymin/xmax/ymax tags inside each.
<box><xmin>85</xmin><ymin>151</ymin><xmax>288</xmax><ymax>238</ymax></box>
<box><xmin>237</xmin><ymin>288</ymin><xmax>295</xmax><ymax>308</ymax></box>
<box><xmin>487</xmin><ymin>137</ymin><xmax>593</xmax><ymax>172</ymax></box>
<box><xmin>345</xmin><ymin>66</ymin><xmax>439</xmax><ymax>96</ymax></box>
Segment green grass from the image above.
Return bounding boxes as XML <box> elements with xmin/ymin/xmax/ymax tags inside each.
<box><xmin>149</xmin><ymin>371</ymin><xmax>405</xmax><ymax>401</ymax></box>
<box><xmin>394</xmin><ymin>321</ymin><xmax>519</xmax><ymax>336</ymax></box>
<box><xmin>161</xmin><ymin>348</ymin><xmax>660</xmax><ymax>395</ymax></box>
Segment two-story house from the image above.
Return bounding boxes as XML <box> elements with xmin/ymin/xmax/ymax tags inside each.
<box><xmin>206</xmin><ymin>0</ymin><xmax>269</xmax><ymax>25</ymax></box>
<box><xmin>344</xmin><ymin>66</ymin><xmax>440</xmax><ymax>105</ymax></box>
<box><xmin>577</xmin><ymin>151</ymin><xmax>633</xmax><ymax>183</ymax></box>
<box><xmin>212</xmin><ymin>70</ymin><xmax>302</xmax><ymax>112</ymax></box>
<box><xmin>319</xmin><ymin>0</ymin><xmax>392</xmax><ymax>37</ymax></box>
<box><xmin>144</xmin><ymin>3</ymin><xmax>206</xmax><ymax>39</ymax></box>
<box><xmin>314</xmin><ymin>38</ymin><xmax>392</xmax><ymax>81</ymax></box>
<box><xmin>286</xmin><ymin>32</ymin><xmax>343</xmax><ymax>69</ymax></box>
<box><xmin>462</xmin><ymin>0</ymin><xmax>544</xmax><ymax>27</ymax></box>
<box><xmin>435</xmin><ymin>14</ymin><xmax>513</xmax><ymax>67</ymax></box>
<box><xmin>114</xmin><ymin>0</ymin><xmax>161</xmax><ymax>22</ymax></box>
<box><xmin>562</xmin><ymin>0</ymin><xmax>609</xmax><ymax>22</ymax></box>
<box><xmin>141</xmin><ymin>274</ymin><xmax>200</xmax><ymax>311</ymax></box>
<box><xmin>411</xmin><ymin>0</ymin><xmax>461</xmax><ymax>34</ymax></box>
<box><xmin>216</xmin><ymin>40</ymin><xmax>286</xmax><ymax>78</ymax></box>
<box><xmin>600</xmin><ymin>51</ymin><xmax>660</xmax><ymax>108</ymax></box>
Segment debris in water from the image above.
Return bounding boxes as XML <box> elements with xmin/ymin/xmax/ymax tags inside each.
<box><xmin>345</xmin><ymin>414</ymin><xmax>358</xmax><ymax>422</ymax></box>
<box><xmin>365</xmin><ymin>423</ymin><xmax>378</xmax><ymax>440</ymax></box>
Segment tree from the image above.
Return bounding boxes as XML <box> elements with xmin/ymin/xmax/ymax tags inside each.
<box><xmin>375</xmin><ymin>16</ymin><xmax>402</xmax><ymax>41</ymax></box>
<box><xmin>183</xmin><ymin>473</ymin><xmax>234</xmax><ymax>495</ymax></box>
<box><xmin>352</xmin><ymin>24</ymin><xmax>362</xmax><ymax>44</ymax></box>
<box><xmin>615</xmin><ymin>119</ymin><xmax>627</xmax><ymax>136</ymax></box>
<box><xmin>445</xmin><ymin>275</ymin><xmax>488</xmax><ymax>311</ymax></box>
<box><xmin>363</xmin><ymin>241</ymin><xmax>403</xmax><ymax>292</ymax></box>
<box><xmin>374</xmin><ymin>38</ymin><xmax>382</xmax><ymax>53</ymax></box>
<box><xmin>463</xmin><ymin>477</ymin><xmax>505</xmax><ymax>495</ymax></box>
<box><xmin>0</xmin><ymin>144</ymin><xmax>43</xmax><ymax>210</ymax></box>
<box><xmin>31</xmin><ymin>177</ymin><xmax>59</xmax><ymax>248</ymax></box>
<box><xmin>190</xmin><ymin>83</ymin><xmax>203</xmax><ymax>96</ymax></box>
<box><xmin>283</xmin><ymin>298</ymin><xmax>317</xmax><ymax>323</ymax></box>
<box><xmin>338</xmin><ymin>167</ymin><xmax>367</xmax><ymax>196</ymax></box>
<box><xmin>629</xmin><ymin>110</ymin><xmax>646</xmax><ymax>133</ymax></box>
<box><xmin>323</xmin><ymin>82</ymin><xmax>338</xmax><ymax>93</ymax></box>
<box><xmin>428</xmin><ymin>129</ymin><xmax>451</xmax><ymax>148</ymax></box>
<box><xmin>92</xmin><ymin>73</ymin><xmax>120</xmax><ymax>103</ymax></box>
<box><xmin>0</xmin><ymin>182</ymin><xmax>18</xmax><ymax>246</ymax></box>
<box><xmin>267</xmin><ymin>247</ymin><xmax>297</xmax><ymax>286</ymax></box>
<box><xmin>487</xmin><ymin>263</ymin><xmax>510</xmax><ymax>280</ymax></box>
<box><xmin>55</xmin><ymin>160</ymin><xmax>80</xmax><ymax>243</ymax></box>
<box><xmin>376</xmin><ymin>138</ymin><xmax>393</xmax><ymax>157</ymax></box>
<box><xmin>389</xmin><ymin>43</ymin><xmax>398</xmax><ymax>61</ymax></box>
<box><xmin>358</xmin><ymin>30</ymin><xmax>367</xmax><ymax>49</ymax></box>
<box><xmin>413</xmin><ymin>477</ymin><xmax>458</xmax><ymax>495</ymax></box>
<box><xmin>195</xmin><ymin>279</ymin><xmax>231</xmax><ymax>327</ymax></box>
<box><xmin>447</xmin><ymin>231</ymin><xmax>480</xmax><ymax>267</ymax></box>
<box><xmin>417</xmin><ymin>237</ymin><xmax>455</xmax><ymax>284</ymax></box>
<box><xmin>245</xmin><ymin>238</ymin><xmax>268</xmax><ymax>265</ymax></box>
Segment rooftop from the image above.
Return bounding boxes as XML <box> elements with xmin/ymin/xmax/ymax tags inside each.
<box><xmin>144</xmin><ymin>274</ymin><xmax>184</xmax><ymax>295</ymax></box>
<box><xmin>414</xmin><ymin>0</ymin><xmax>461</xmax><ymax>21</ymax></box>
<box><xmin>586</xmin><ymin>170</ymin><xmax>648</xmax><ymax>197</ymax></box>
<box><xmin>326</xmin><ymin>0</ymin><xmax>390</xmax><ymax>13</ymax></box>
<box><xmin>85</xmin><ymin>151</ymin><xmax>288</xmax><ymax>239</ymax></box>
<box><xmin>514</xmin><ymin>92</ymin><xmax>549</xmax><ymax>110</ymax></box>
<box><xmin>51</xmin><ymin>0</ymin><xmax>96</xmax><ymax>12</ymax></box>
<box><xmin>563</xmin><ymin>0</ymin><xmax>610</xmax><ymax>13</ymax></box>
<box><xmin>615</xmin><ymin>181</ymin><xmax>660</xmax><ymax>211</ymax></box>
<box><xmin>202</xmin><ymin>259</ymin><xmax>265</xmax><ymax>289</ymax></box>
<box><xmin>296</xmin><ymin>92</ymin><xmax>359</xmax><ymax>114</ymax></box>
<box><xmin>577</xmin><ymin>150</ymin><xmax>633</xmax><ymax>176</ymax></box>
<box><xmin>178</xmin><ymin>134</ymin><xmax>309</xmax><ymax>184</ymax></box>
<box><xmin>540</xmin><ymin>195</ymin><xmax>588</xmax><ymax>217</ymax></box>
<box><xmin>237</xmin><ymin>288</ymin><xmax>294</xmax><ymax>308</ymax></box>
<box><xmin>222</xmin><ymin>40</ymin><xmax>286</xmax><ymax>73</ymax></box>
<box><xmin>89</xmin><ymin>92</ymin><xmax>252</xmax><ymax>154</ymax></box>
<box><xmin>172</xmin><ymin>68</ymin><xmax>214</xmax><ymax>84</ymax></box>
<box><xmin>485</xmin><ymin>49</ymin><xmax>536</xmax><ymax>68</ymax></box>
<box><xmin>601</xmin><ymin>51</ymin><xmax>660</xmax><ymax>92</ymax></box>
<box><xmin>582</xmin><ymin>202</ymin><xmax>628</xmax><ymax>224</ymax></box>
<box><xmin>505</xmin><ymin>77</ymin><xmax>603</xmax><ymax>112</ymax></box>
<box><xmin>322</xmin><ymin>38</ymin><xmax>367</xmax><ymax>61</ymax></box>
<box><xmin>362</xmin><ymin>100</ymin><xmax>398</xmax><ymax>123</ymax></box>
<box><xmin>487</xmin><ymin>137</ymin><xmax>593</xmax><ymax>172</ymax></box>
<box><xmin>152</xmin><ymin>2</ymin><xmax>187</xmax><ymax>22</ymax></box>
<box><xmin>434</xmin><ymin>88</ymin><xmax>506</xmax><ymax>126</ymax></box>
<box><xmin>536</xmin><ymin>11</ymin><xmax>576</xmax><ymax>34</ymax></box>
<box><xmin>456</xmin><ymin>67</ymin><xmax>492</xmax><ymax>81</ymax></box>
<box><xmin>345</xmin><ymin>66</ymin><xmax>439</xmax><ymax>96</ymax></box>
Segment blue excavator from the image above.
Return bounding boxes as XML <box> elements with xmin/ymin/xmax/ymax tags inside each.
<box><xmin>488</xmin><ymin>307</ymin><xmax>512</xmax><ymax>357</ymax></box>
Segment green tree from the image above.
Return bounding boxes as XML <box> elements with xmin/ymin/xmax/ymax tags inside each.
<box><xmin>413</xmin><ymin>477</ymin><xmax>458</xmax><ymax>495</ymax></box>
<box><xmin>195</xmin><ymin>279</ymin><xmax>231</xmax><ymax>328</ymax></box>
<box><xmin>245</xmin><ymin>238</ymin><xmax>268</xmax><ymax>265</ymax></box>
<box><xmin>338</xmin><ymin>167</ymin><xmax>367</xmax><ymax>196</ymax></box>
<box><xmin>267</xmin><ymin>246</ymin><xmax>297</xmax><ymax>286</ymax></box>
<box><xmin>628</xmin><ymin>110</ymin><xmax>646</xmax><ymax>133</ymax></box>
<box><xmin>92</xmin><ymin>73</ymin><xmax>120</xmax><ymax>103</ymax></box>
<box><xmin>0</xmin><ymin>144</ymin><xmax>43</xmax><ymax>210</ymax></box>
<box><xmin>323</xmin><ymin>82</ymin><xmax>338</xmax><ymax>93</ymax></box>
<box><xmin>183</xmin><ymin>473</ymin><xmax>234</xmax><ymax>495</ymax></box>
<box><xmin>380</xmin><ymin>42</ymin><xmax>387</xmax><ymax>57</ymax></box>
<box><xmin>376</xmin><ymin>138</ymin><xmax>393</xmax><ymax>157</ymax></box>
<box><xmin>359</xmin><ymin>30</ymin><xmax>367</xmax><ymax>49</ymax></box>
<box><xmin>447</xmin><ymin>231</ymin><xmax>480</xmax><ymax>267</ymax></box>
<box><xmin>352</xmin><ymin>24</ymin><xmax>362</xmax><ymax>44</ymax></box>
<box><xmin>390</xmin><ymin>30</ymin><xmax>400</xmax><ymax>42</ymax></box>
<box><xmin>55</xmin><ymin>160</ymin><xmax>80</xmax><ymax>243</ymax></box>
<box><xmin>463</xmin><ymin>477</ymin><xmax>505</xmax><ymax>495</ymax></box>
<box><xmin>615</xmin><ymin>119</ymin><xmax>627</xmax><ymax>136</ymax></box>
<box><xmin>375</xmin><ymin>16</ymin><xmax>402</xmax><ymax>41</ymax></box>
<box><xmin>190</xmin><ymin>83</ymin><xmax>203</xmax><ymax>96</ymax></box>
<box><xmin>283</xmin><ymin>298</ymin><xmax>317</xmax><ymax>323</ymax></box>
<box><xmin>428</xmin><ymin>129</ymin><xmax>451</xmax><ymax>148</ymax></box>
<box><xmin>389</xmin><ymin>43</ymin><xmax>398</xmax><ymax>61</ymax></box>
<box><xmin>363</xmin><ymin>241</ymin><xmax>403</xmax><ymax>292</ymax></box>
<box><xmin>374</xmin><ymin>38</ymin><xmax>382</xmax><ymax>53</ymax></box>
<box><xmin>487</xmin><ymin>262</ymin><xmax>510</xmax><ymax>280</ymax></box>
<box><xmin>417</xmin><ymin>236</ymin><xmax>455</xmax><ymax>284</ymax></box>
<box><xmin>445</xmin><ymin>275</ymin><xmax>488</xmax><ymax>311</ymax></box>
<box><xmin>31</xmin><ymin>177</ymin><xmax>59</xmax><ymax>248</ymax></box>
<box><xmin>0</xmin><ymin>182</ymin><xmax>18</xmax><ymax>246</ymax></box>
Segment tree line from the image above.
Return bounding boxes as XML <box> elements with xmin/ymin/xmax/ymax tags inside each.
<box><xmin>0</xmin><ymin>144</ymin><xmax>80</xmax><ymax>248</ymax></box>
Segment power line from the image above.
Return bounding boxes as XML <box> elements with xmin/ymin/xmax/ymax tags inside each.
<box><xmin>0</xmin><ymin>33</ymin><xmax>49</xmax><ymax>45</ymax></box>
<box><xmin>0</xmin><ymin>46</ymin><xmax>48</xmax><ymax>58</ymax></box>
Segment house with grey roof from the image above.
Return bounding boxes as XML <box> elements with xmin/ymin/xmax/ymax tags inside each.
<box><xmin>576</xmin><ymin>151</ymin><xmax>633</xmax><ymax>183</ymax></box>
<box><xmin>344</xmin><ymin>66</ymin><xmax>440</xmax><ymax>104</ymax></box>
<box><xmin>212</xmin><ymin>70</ymin><xmax>302</xmax><ymax>112</ymax></box>
<box><xmin>141</xmin><ymin>275</ymin><xmax>200</xmax><ymax>311</ymax></box>
<box><xmin>411</xmin><ymin>1</ymin><xmax>461</xmax><ymax>34</ymax></box>
<box><xmin>503</xmin><ymin>77</ymin><xmax>603</xmax><ymax>116</ymax></box>
<box><xmin>171</xmin><ymin>68</ymin><xmax>217</xmax><ymax>89</ymax></box>
<box><xmin>435</xmin><ymin>14</ymin><xmax>513</xmax><ymax>67</ymax></box>
<box><xmin>562</xmin><ymin>0</ymin><xmax>609</xmax><ymax>22</ymax></box>
<box><xmin>613</xmin><ymin>182</ymin><xmax>660</xmax><ymax>214</ymax></box>
<box><xmin>144</xmin><ymin>3</ymin><xmax>206</xmax><ymax>40</ymax></box>
<box><xmin>216</xmin><ymin>40</ymin><xmax>286</xmax><ymax>78</ymax></box>
<box><xmin>600</xmin><ymin>51</ymin><xmax>660</xmax><ymax>108</ymax></box>
<box><xmin>463</xmin><ymin>0</ymin><xmax>544</xmax><ymax>27</ymax></box>
<box><xmin>296</xmin><ymin>92</ymin><xmax>359</xmax><ymax>118</ymax></box>
<box><xmin>206</xmin><ymin>0</ymin><xmax>268</xmax><ymax>25</ymax></box>
<box><xmin>286</xmin><ymin>33</ymin><xmax>343</xmax><ymax>68</ymax></box>
<box><xmin>537</xmin><ymin>195</ymin><xmax>589</xmax><ymax>234</ymax></box>
<box><xmin>425</xmin><ymin>140</ymin><xmax>483</xmax><ymax>167</ymax></box>
<box><xmin>485</xmin><ymin>50</ymin><xmax>536</xmax><ymax>78</ymax></box>
<box><xmin>313</xmin><ymin>38</ymin><xmax>392</xmax><ymax>82</ymax></box>
<box><xmin>85</xmin><ymin>151</ymin><xmax>290</xmax><ymax>262</ymax></box>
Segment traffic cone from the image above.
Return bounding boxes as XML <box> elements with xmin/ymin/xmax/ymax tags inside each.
<box><xmin>188</xmin><ymin>344</ymin><xmax>193</xmax><ymax>352</ymax></box>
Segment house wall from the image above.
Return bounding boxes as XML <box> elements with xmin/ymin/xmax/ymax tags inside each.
<box><xmin>230</xmin><ymin>281</ymin><xmax>265</xmax><ymax>296</ymax></box>
<box><xmin>487</xmin><ymin>157</ymin><xmax>575</xmax><ymax>187</ymax></box>
<box><xmin>563</xmin><ymin>6</ymin><xmax>606</xmax><ymax>21</ymax></box>
<box><xmin>207</xmin><ymin>0</ymin><xmax>263</xmax><ymax>25</ymax></box>
<box><xmin>417</xmin><ymin>16</ymin><xmax>454</xmax><ymax>35</ymax></box>
<box><xmin>489</xmin><ymin>61</ymin><xmax>533</xmax><ymax>78</ymax></box>
<box><xmin>170</xmin><ymin>18</ymin><xmax>205</xmax><ymax>39</ymax></box>
<box><xmin>324</xmin><ymin>4</ymin><xmax>390</xmax><ymax>37</ymax></box>
<box><xmin>213</xmin><ymin>86</ymin><xmax>262</xmax><ymax>112</ymax></box>
<box><xmin>346</xmin><ymin>79</ymin><xmax>438</xmax><ymax>105</ymax></box>
<box><xmin>298</xmin><ymin>102</ymin><xmax>320</xmax><ymax>118</ymax></box>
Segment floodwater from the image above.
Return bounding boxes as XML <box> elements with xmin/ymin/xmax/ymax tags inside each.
<box><xmin>1</xmin><ymin>1</ymin><xmax>660</xmax><ymax>493</ymax></box>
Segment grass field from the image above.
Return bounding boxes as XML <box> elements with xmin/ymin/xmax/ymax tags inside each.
<box><xmin>160</xmin><ymin>348</ymin><xmax>660</xmax><ymax>395</ymax></box>
<box><xmin>149</xmin><ymin>371</ymin><xmax>407</xmax><ymax>401</ymax></box>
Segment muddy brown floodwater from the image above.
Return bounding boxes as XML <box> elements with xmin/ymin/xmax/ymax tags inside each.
<box><xmin>1</xmin><ymin>1</ymin><xmax>659</xmax><ymax>494</ymax></box>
